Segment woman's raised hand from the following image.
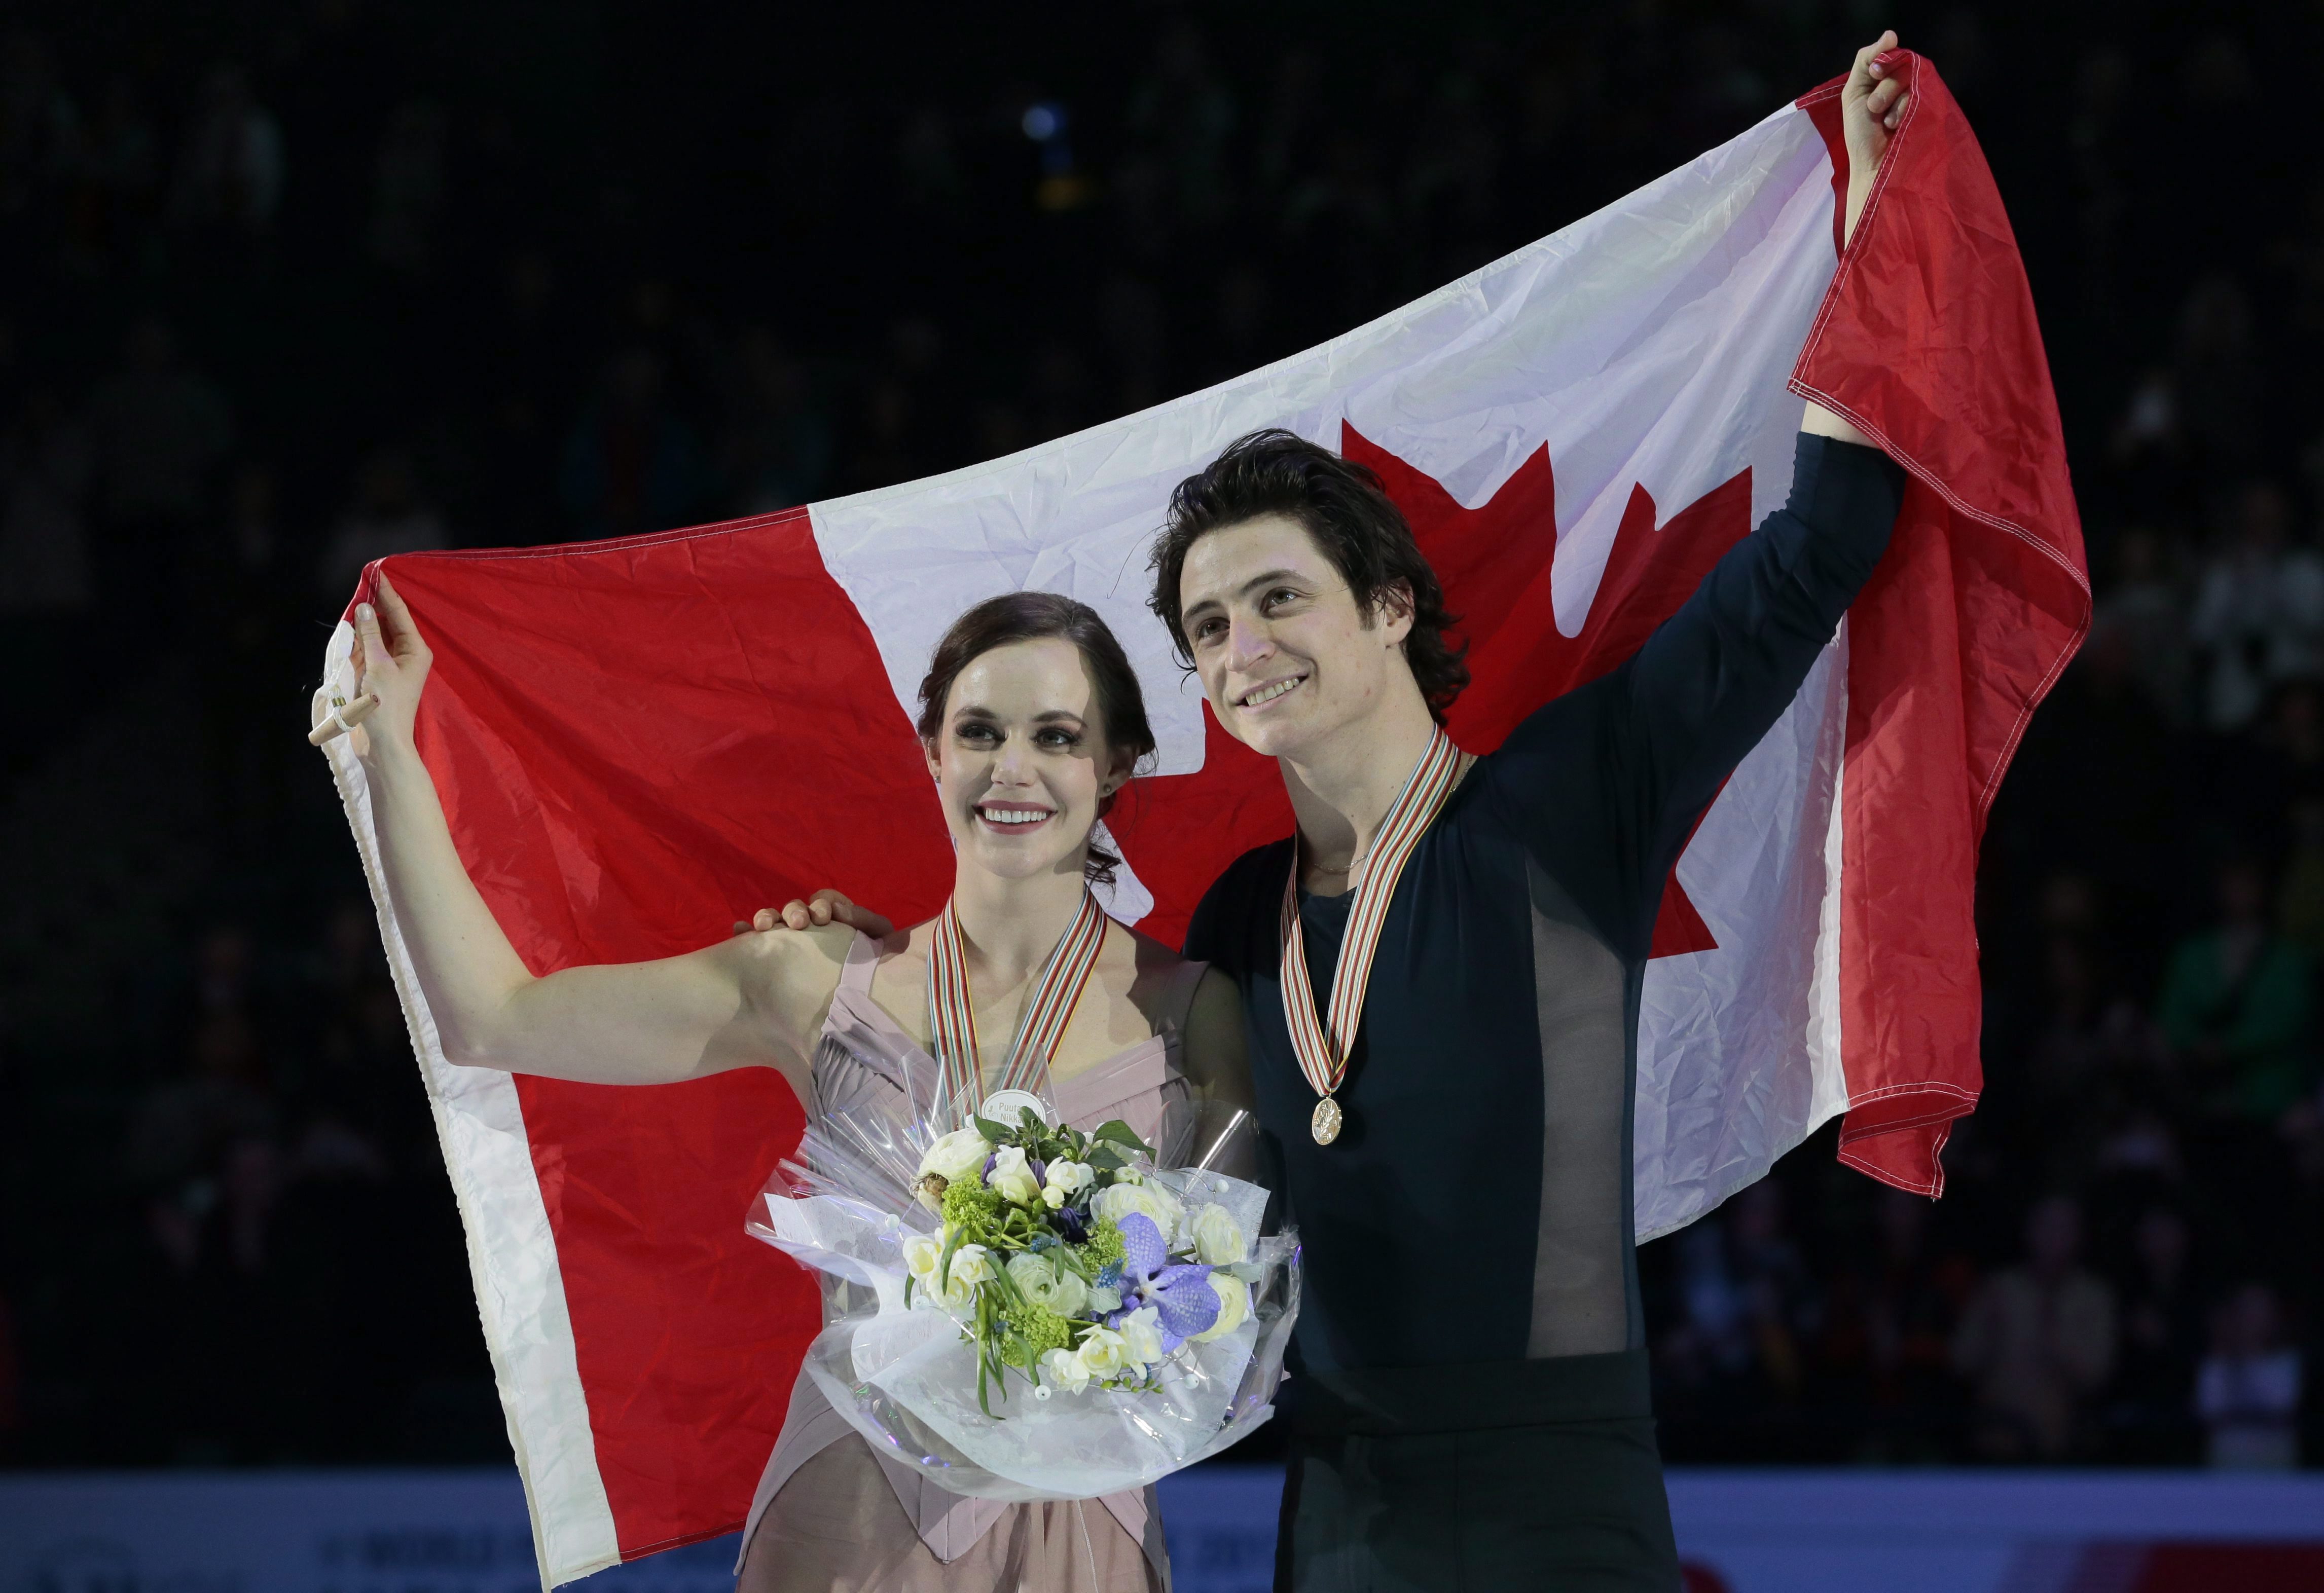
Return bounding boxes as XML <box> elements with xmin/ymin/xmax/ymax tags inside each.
<box><xmin>310</xmin><ymin>571</ymin><xmax>431</xmax><ymax>755</ymax></box>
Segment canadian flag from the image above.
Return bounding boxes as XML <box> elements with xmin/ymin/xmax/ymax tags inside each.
<box><xmin>316</xmin><ymin>56</ymin><xmax>2084</xmax><ymax>1586</ymax></box>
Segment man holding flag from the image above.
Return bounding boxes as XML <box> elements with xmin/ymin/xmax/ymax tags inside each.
<box><xmin>775</xmin><ymin>32</ymin><xmax>1915</xmax><ymax>1589</ymax></box>
<box><xmin>1153</xmin><ymin>402</ymin><xmax>1897</xmax><ymax>1589</ymax></box>
<box><xmin>1132</xmin><ymin>34</ymin><xmax>1902</xmax><ymax>1591</ymax></box>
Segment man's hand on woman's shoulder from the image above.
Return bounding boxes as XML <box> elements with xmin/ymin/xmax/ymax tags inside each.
<box><xmin>731</xmin><ymin>888</ymin><xmax>896</xmax><ymax>939</ymax></box>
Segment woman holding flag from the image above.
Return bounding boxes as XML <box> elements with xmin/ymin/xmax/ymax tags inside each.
<box><xmin>314</xmin><ymin>581</ymin><xmax>1251</xmax><ymax>1590</ymax></box>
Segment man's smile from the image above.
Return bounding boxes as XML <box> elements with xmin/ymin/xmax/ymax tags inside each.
<box><xmin>1236</xmin><ymin>673</ymin><xmax>1308</xmax><ymax>711</ymax></box>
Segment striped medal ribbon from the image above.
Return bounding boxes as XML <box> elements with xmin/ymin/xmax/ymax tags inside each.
<box><xmin>928</xmin><ymin>887</ymin><xmax>1110</xmax><ymax>1122</ymax></box>
<box><xmin>1279</xmin><ymin>726</ymin><xmax>1463</xmax><ymax>1145</ymax></box>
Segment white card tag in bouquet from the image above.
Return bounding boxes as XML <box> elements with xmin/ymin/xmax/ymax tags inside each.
<box><xmin>978</xmin><ymin>1089</ymin><xmax>1055</xmax><ymax>1129</ymax></box>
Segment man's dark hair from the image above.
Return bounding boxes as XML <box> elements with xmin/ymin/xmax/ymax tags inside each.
<box><xmin>1147</xmin><ymin>429</ymin><xmax>1468</xmax><ymax>721</ymax></box>
<box><xmin>915</xmin><ymin>590</ymin><xmax>1156</xmax><ymax>886</ymax></box>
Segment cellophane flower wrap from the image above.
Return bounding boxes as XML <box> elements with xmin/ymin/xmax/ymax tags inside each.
<box><xmin>746</xmin><ymin>1031</ymin><xmax>1298</xmax><ymax>1501</ymax></box>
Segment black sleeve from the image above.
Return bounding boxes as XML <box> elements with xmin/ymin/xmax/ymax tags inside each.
<box><xmin>1486</xmin><ymin>433</ymin><xmax>1905</xmax><ymax>925</ymax></box>
<box><xmin>1182</xmin><ymin>870</ymin><xmax>1232</xmax><ymax>965</ymax></box>
<box><xmin>1180</xmin><ymin>841</ymin><xmax>1290</xmax><ymax>973</ymax></box>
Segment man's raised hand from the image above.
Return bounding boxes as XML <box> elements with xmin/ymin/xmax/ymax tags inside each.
<box><xmin>731</xmin><ymin>890</ymin><xmax>896</xmax><ymax>939</ymax></box>
<box><xmin>1839</xmin><ymin>30</ymin><xmax>1909</xmax><ymax>246</ymax></box>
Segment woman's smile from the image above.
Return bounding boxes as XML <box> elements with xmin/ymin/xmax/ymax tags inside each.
<box><xmin>975</xmin><ymin>800</ymin><xmax>1057</xmax><ymax>832</ymax></box>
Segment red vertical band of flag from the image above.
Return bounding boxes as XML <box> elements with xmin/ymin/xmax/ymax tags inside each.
<box><xmin>356</xmin><ymin>511</ymin><xmax>954</xmax><ymax>1557</ymax></box>
<box><xmin>1794</xmin><ymin>56</ymin><xmax>2091</xmax><ymax>1193</ymax></box>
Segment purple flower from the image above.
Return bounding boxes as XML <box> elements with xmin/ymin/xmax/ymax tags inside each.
<box><xmin>1117</xmin><ymin>1212</ymin><xmax>1167</xmax><ymax>1280</ymax></box>
<box><xmin>1106</xmin><ymin>1212</ymin><xmax>1221</xmax><ymax>1350</ymax></box>
<box><xmin>1146</xmin><ymin>1264</ymin><xmax>1223</xmax><ymax>1344</ymax></box>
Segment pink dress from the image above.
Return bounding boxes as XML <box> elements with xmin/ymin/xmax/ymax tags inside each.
<box><xmin>735</xmin><ymin>931</ymin><xmax>1204</xmax><ymax>1591</ymax></box>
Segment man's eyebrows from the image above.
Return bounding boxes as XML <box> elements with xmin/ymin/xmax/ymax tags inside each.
<box><xmin>1239</xmin><ymin>567</ymin><xmax>1310</xmax><ymax>594</ymax></box>
<box><xmin>1183</xmin><ymin>568</ymin><xmax>1312</xmax><ymax>618</ymax></box>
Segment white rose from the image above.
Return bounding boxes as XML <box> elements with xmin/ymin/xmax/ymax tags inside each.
<box><xmin>1188</xmin><ymin>1204</ymin><xmax>1248</xmax><ymax>1266</ymax></box>
<box><xmin>1118</xmin><ymin>1306</ymin><xmax>1166</xmax><ymax>1368</ymax></box>
<box><xmin>1090</xmin><ymin>1181</ymin><xmax>1184</xmax><ymax>1241</ymax></box>
<box><xmin>989</xmin><ymin>1145</ymin><xmax>1042</xmax><ymax>1207</ymax></box>
<box><xmin>1005</xmin><ymin>1249</ymin><xmax>1056</xmax><ymax>1292</ymax></box>
<box><xmin>918</xmin><ymin>1128</ymin><xmax>992</xmax><ymax>1186</ymax></box>
<box><xmin>1047</xmin><ymin>1267</ymin><xmax>1090</xmax><ymax>1320</ymax></box>
<box><xmin>1074</xmin><ymin>1326</ymin><xmax>1131</xmax><ymax>1380</ymax></box>
<box><xmin>1040</xmin><ymin>1346</ymin><xmax>1090</xmax><ymax>1394</ymax></box>
<box><xmin>1192</xmin><ymin>1271</ymin><xmax>1249</xmax><ymax>1342</ymax></box>
<box><xmin>1005</xmin><ymin>1251</ymin><xmax>1090</xmax><ymax>1319</ymax></box>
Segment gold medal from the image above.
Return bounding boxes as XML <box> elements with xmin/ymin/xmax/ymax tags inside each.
<box><xmin>1310</xmin><ymin>1095</ymin><xmax>1342</xmax><ymax>1145</ymax></box>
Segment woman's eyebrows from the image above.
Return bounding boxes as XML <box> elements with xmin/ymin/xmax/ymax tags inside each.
<box><xmin>950</xmin><ymin>705</ymin><xmax>1086</xmax><ymax>725</ymax></box>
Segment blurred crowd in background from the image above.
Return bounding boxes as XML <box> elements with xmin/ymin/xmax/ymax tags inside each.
<box><xmin>0</xmin><ymin>0</ymin><xmax>2318</xmax><ymax>1470</ymax></box>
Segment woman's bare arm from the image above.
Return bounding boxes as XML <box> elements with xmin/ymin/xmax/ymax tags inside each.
<box><xmin>329</xmin><ymin>574</ymin><xmax>847</xmax><ymax>1091</ymax></box>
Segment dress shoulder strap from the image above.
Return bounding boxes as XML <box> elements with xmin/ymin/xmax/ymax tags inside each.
<box><xmin>1159</xmin><ymin>956</ymin><xmax>1210</xmax><ymax>1038</ymax></box>
<box><xmin>838</xmin><ymin>929</ymin><xmax>883</xmax><ymax>996</ymax></box>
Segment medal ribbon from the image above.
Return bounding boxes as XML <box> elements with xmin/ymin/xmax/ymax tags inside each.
<box><xmin>928</xmin><ymin>886</ymin><xmax>1110</xmax><ymax>1115</ymax></box>
<box><xmin>1279</xmin><ymin>726</ymin><xmax>1462</xmax><ymax>1109</ymax></box>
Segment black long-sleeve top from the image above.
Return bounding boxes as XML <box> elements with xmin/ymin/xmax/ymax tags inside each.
<box><xmin>1185</xmin><ymin>433</ymin><xmax>1907</xmax><ymax>1376</ymax></box>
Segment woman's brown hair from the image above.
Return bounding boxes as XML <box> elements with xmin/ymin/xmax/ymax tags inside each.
<box><xmin>915</xmin><ymin>591</ymin><xmax>1157</xmax><ymax>886</ymax></box>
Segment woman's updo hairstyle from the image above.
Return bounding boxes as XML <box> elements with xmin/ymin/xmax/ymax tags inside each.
<box><xmin>915</xmin><ymin>591</ymin><xmax>1158</xmax><ymax>886</ymax></box>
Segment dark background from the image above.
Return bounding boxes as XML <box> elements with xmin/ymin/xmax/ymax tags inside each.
<box><xmin>0</xmin><ymin>0</ymin><xmax>2317</xmax><ymax>1472</ymax></box>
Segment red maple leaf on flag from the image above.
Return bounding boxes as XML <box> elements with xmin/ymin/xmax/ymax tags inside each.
<box><xmin>1117</xmin><ymin>424</ymin><xmax>1752</xmax><ymax>957</ymax></box>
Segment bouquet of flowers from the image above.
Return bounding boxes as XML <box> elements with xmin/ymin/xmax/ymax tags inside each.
<box><xmin>907</xmin><ymin>1106</ymin><xmax>1262</xmax><ymax>1411</ymax></box>
<box><xmin>748</xmin><ymin>1052</ymin><xmax>1297</xmax><ymax>1501</ymax></box>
